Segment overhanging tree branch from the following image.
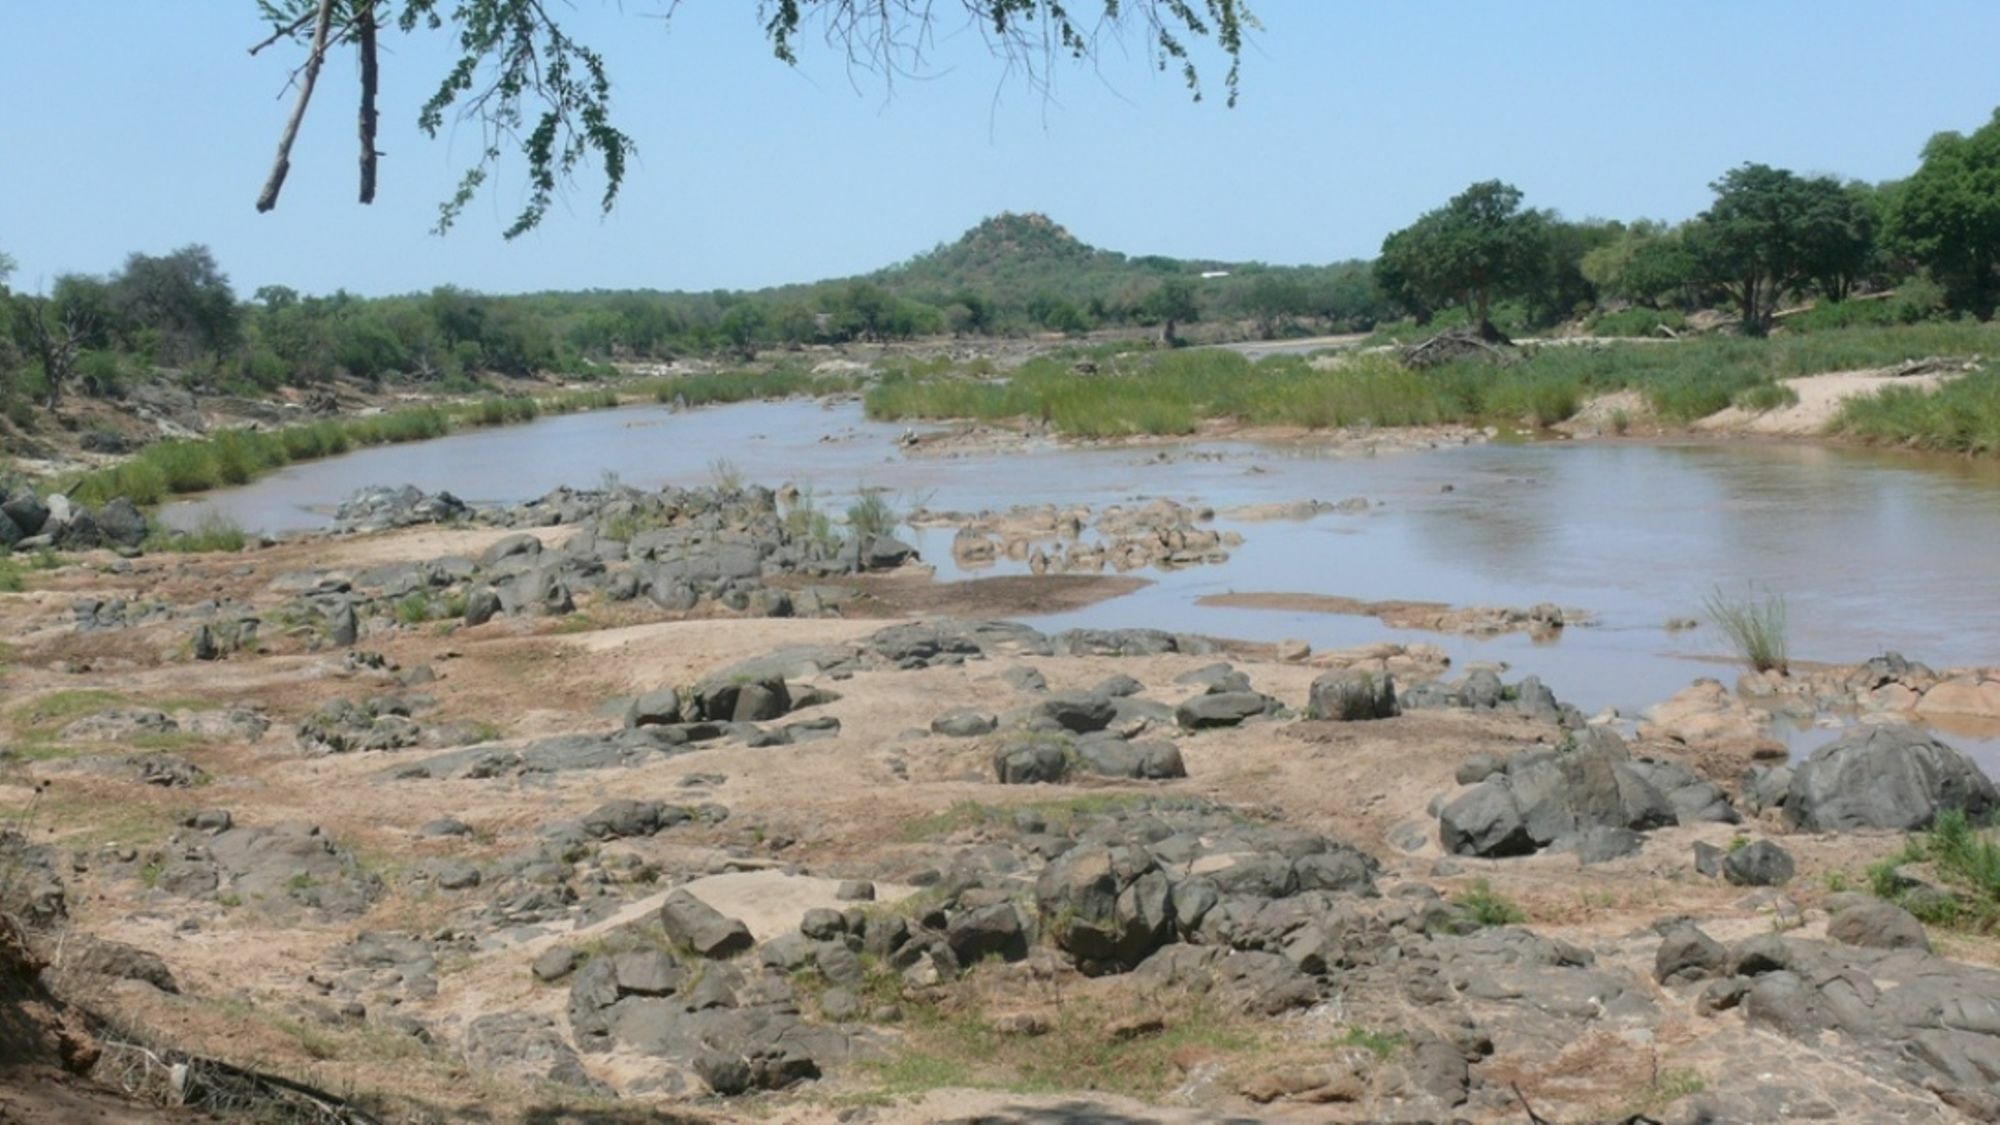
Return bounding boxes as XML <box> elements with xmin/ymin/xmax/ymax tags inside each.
<box><xmin>250</xmin><ymin>1</ymin><xmax>1253</xmax><ymax>236</ymax></box>
<box><xmin>357</xmin><ymin>0</ymin><xmax>380</xmax><ymax>203</ymax></box>
<box><xmin>255</xmin><ymin>0</ymin><xmax>338</xmax><ymax>214</ymax></box>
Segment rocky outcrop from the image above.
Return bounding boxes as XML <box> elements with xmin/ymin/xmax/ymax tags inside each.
<box><xmin>1402</xmin><ymin>669</ymin><xmax>1583</xmax><ymax>728</ymax></box>
<box><xmin>0</xmin><ymin>486</ymin><xmax>150</xmax><ymax>552</ymax></box>
<box><xmin>333</xmin><ymin>485</ymin><xmax>470</xmax><ymax>532</ymax></box>
<box><xmin>1438</xmin><ymin>731</ymin><xmax>1736</xmax><ymax>858</ymax></box>
<box><xmin>565</xmin><ymin>943</ymin><xmax>856</xmax><ymax>1094</ymax></box>
<box><xmin>914</xmin><ymin>497</ymin><xmax>1238</xmax><ymax>574</ymax></box>
<box><xmin>139</xmin><ymin>820</ymin><xmax>381</xmax><ymax>918</ymax></box>
<box><xmin>1658</xmin><ymin>927</ymin><xmax>2000</xmax><ymax>1120</ymax></box>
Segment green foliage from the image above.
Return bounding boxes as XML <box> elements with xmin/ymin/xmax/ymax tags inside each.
<box><xmin>1337</xmin><ymin>1027</ymin><xmax>1408</xmax><ymax>1059</ymax></box>
<box><xmin>871</xmin><ymin>323</ymin><xmax>2000</xmax><ymax>438</ymax></box>
<box><xmin>9</xmin><ymin>689</ymin><xmax>129</xmax><ymax>735</ymax></box>
<box><xmin>1377</xmin><ymin>180</ymin><xmax>1551</xmax><ymax>331</ymax></box>
<box><xmin>394</xmin><ymin>593</ymin><xmax>435</xmax><ymax>625</ymax></box>
<box><xmin>1143</xmin><ymin>276</ymin><xmax>1201</xmax><ymax>343</ymax></box>
<box><xmin>869</xmin><ymin>987</ymin><xmax>1258</xmax><ymax>1103</ymax></box>
<box><xmin>1619</xmin><ymin>1069</ymin><xmax>1708</xmax><ymax>1119</ymax></box>
<box><xmin>845</xmin><ymin>488</ymin><xmax>900</xmax><ymax>541</ymax></box>
<box><xmin>248</xmin><ymin>6</ymin><xmax>1246</xmax><ymax>239</ymax></box>
<box><xmin>1870</xmin><ymin>809</ymin><xmax>2000</xmax><ymax>931</ymax></box>
<box><xmin>1687</xmin><ymin>164</ymin><xmax>1876</xmax><ymax>330</ymax></box>
<box><xmin>60</xmin><ymin>404</ymin><xmax>493</xmax><ymax>507</ymax></box>
<box><xmin>1733</xmin><ymin>381</ymin><xmax>1799</xmax><ymax>413</ymax></box>
<box><xmin>469</xmin><ymin>396</ymin><xmax>540</xmax><ymax>427</ymax></box>
<box><xmin>646</xmin><ymin>366</ymin><xmax>857</xmax><ymax>407</ymax></box>
<box><xmin>147</xmin><ymin>513</ymin><xmax>248</xmax><ymax>554</ymax></box>
<box><xmin>1580</xmin><ymin>219</ymin><xmax>1699</xmax><ymax>309</ymax></box>
<box><xmin>1592</xmin><ymin>306</ymin><xmax>1686</xmax><ymax>337</ymax></box>
<box><xmin>1452</xmin><ymin>879</ymin><xmax>1526</xmax><ymax>927</ymax></box>
<box><xmin>1836</xmin><ymin>367</ymin><xmax>2000</xmax><ymax>454</ymax></box>
<box><xmin>1888</xmin><ymin>108</ymin><xmax>2000</xmax><ymax>317</ymax></box>
<box><xmin>781</xmin><ymin>488</ymin><xmax>842</xmax><ymax>555</ymax></box>
<box><xmin>1703</xmin><ymin>584</ymin><xmax>1789</xmax><ymax>674</ymax></box>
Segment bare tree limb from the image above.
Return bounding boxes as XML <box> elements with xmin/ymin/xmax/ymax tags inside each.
<box><xmin>357</xmin><ymin>0</ymin><xmax>380</xmax><ymax>204</ymax></box>
<box><xmin>247</xmin><ymin>8</ymin><xmax>316</xmax><ymax>57</ymax></box>
<box><xmin>255</xmin><ymin>0</ymin><xmax>337</xmax><ymax>214</ymax></box>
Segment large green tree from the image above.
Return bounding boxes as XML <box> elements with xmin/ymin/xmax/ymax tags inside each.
<box><xmin>1889</xmin><ymin>108</ymin><xmax>2000</xmax><ymax>317</ymax></box>
<box><xmin>1241</xmin><ymin>273</ymin><xmax>1308</xmax><ymax>338</ymax></box>
<box><xmin>1144</xmin><ymin>276</ymin><xmax>1200</xmax><ymax>346</ymax></box>
<box><xmin>111</xmin><ymin>245</ymin><xmax>242</xmax><ymax>363</ymax></box>
<box><xmin>1375</xmin><ymin>180</ymin><xmax>1549</xmax><ymax>337</ymax></box>
<box><xmin>1685</xmin><ymin>164</ymin><xmax>1872</xmax><ymax>331</ymax></box>
<box><xmin>248</xmin><ymin>1</ymin><xmax>1254</xmax><ymax>237</ymax></box>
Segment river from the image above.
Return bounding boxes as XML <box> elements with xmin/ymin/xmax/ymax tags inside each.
<box><xmin>160</xmin><ymin>398</ymin><xmax>2000</xmax><ymax>749</ymax></box>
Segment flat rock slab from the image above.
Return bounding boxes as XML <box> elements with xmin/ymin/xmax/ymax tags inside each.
<box><xmin>675</xmin><ymin>871</ymin><xmax>917</xmax><ymax>943</ymax></box>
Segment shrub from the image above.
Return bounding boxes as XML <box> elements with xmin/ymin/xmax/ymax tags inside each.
<box><xmin>1837</xmin><ymin>369</ymin><xmax>2000</xmax><ymax>455</ymax></box>
<box><xmin>393</xmin><ymin>593</ymin><xmax>433</xmax><ymax>625</ymax></box>
<box><xmin>1592</xmin><ymin>307</ymin><xmax>1686</xmax><ymax>337</ymax></box>
<box><xmin>1453</xmin><ymin>878</ymin><xmax>1526</xmax><ymax>926</ymax></box>
<box><xmin>1870</xmin><ymin>809</ymin><xmax>2000</xmax><ymax>930</ymax></box>
<box><xmin>1733</xmin><ymin>381</ymin><xmax>1800</xmax><ymax>413</ymax></box>
<box><xmin>782</xmin><ymin>488</ymin><xmax>842</xmax><ymax>554</ymax></box>
<box><xmin>149</xmin><ymin>513</ymin><xmax>247</xmax><ymax>554</ymax></box>
<box><xmin>846</xmin><ymin>487</ymin><xmax>900</xmax><ymax>541</ymax></box>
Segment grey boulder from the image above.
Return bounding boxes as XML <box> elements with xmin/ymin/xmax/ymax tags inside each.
<box><xmin>1786</xmin><ymin>724</ymin><xmax>1997</xmax><ymax>831</ymax></box>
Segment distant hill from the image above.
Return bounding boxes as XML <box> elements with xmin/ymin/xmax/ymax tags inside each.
<box><xmin>862</xmin><ymin>211</ymin><xmax>1225</xmax><ymax>309</ymax></box>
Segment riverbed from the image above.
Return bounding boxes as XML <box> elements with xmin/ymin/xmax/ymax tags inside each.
<box><xmin>162</xmin><ymin>398</ymin><xmax>2000</xmax><ymax>736</ymax></box>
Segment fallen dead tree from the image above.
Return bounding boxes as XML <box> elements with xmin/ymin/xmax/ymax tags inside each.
<box><xmin>1885</xmin><ymin>355</ymin><xmax>1982</xmax><ymax>378</ymax></box>
<box><xmin>1400</xmin><ymin>328</ymin><xmax>1521</xmax><ymax>368</ymax></box>
<box><xmin>94</xmin><ymin>1038</ymin><xmax>381</xmax><ymax>1124</ymax></box>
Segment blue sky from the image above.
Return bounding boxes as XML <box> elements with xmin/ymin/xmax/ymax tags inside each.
<box><xmin>2</xmin><ymin>2</ymin><xmax>1996</xmax><ymax>297</ymax></box>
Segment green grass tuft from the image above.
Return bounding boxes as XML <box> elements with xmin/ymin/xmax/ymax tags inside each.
<box><xmin>147</xmin><ymin>513</ymin><xmax>248</xmax><ymax>554</ymax></box>
<box><xmin>1453</xmin><ymin>878</ymin><xmax>1526</xmax><ymax>927</ymax></box>
<box><xmin>1704</xmin><ymin>584</ymin><xmax>1789</xmax><ymax>674</ymax></box>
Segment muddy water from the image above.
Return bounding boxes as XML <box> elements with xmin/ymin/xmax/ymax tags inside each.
<box><xmin>164</xmin><ymin>399</ymin><xmax>2000</xmax><ymax>735</ymax></box>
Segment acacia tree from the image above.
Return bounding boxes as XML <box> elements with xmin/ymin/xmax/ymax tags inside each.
<box><xmin>1145</xmin><ymin>276</ymin><xmax>1200</xmax><ymax>346</ymax></box>
<box><xmin>1242</xmin><ymin>273</ymin><xmax>1307</xmax><ymax>338</ymax></box>
<box><xmin>111</xmin><ymin>246</ymin><xmax>242</xmax><ymax>364</ymax></box>
<box><xmin>0</xmin><ymin>251</ymin><xmax>17</xmax><ymax>394</ymax></box>
<box><xmin>9</xmin><ymin>296</ymin><xmax>95</xmax><ymax>410</ymax></box>
<box><xmin>1889</xmin><ymin>108</ymin><xmax>2000</xmax><ymax>317</ymax></box>
<box><xmin>1686</xmin><ymin>164</ymin><xmax>1871</xmax><ymax>331</ymax></box>
<box><xmin>1375</xmin><ymin>180</ymin><xmax>1548</xmax><ymax>338</ymax></box>
<box><xmin>248</xmin><ymin>1</ymin><xmax>1254</xmax><ymax>238</ymax></box>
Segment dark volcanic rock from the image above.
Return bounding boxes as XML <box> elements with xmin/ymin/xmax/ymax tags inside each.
<box><xmin>1437</xmin><ymin>734</ymin><xmax>1703</xmax><ymax>858</ymax></box>
<box><xmin>930</xmin><ymin>708</ymin><xmax>998</xmax><ymax>738</ymax></box>
<box><xmin>1034</xmin><ymin>844</ymin><xmax>1175</xmax><ymax>973</ymax></box>
<box><xmin>994</xmin><ymin>739</ymin><xmax>1071</xmax><ymax>785</ymax></box>
<box><xmin>1175</xmin><ymin>691</ymin><xmax>1278</xmax><ymax>730</ymax></box>
<box><xmin>1723</xmin><ymin>839</ymin><xmax>1795</xmax><ymax>887</ymax></box>
<box><xmin>1785</xmin><ymin>724</ymin><xmax>1998</xmax><ymax>831</ymax></box>
<box><xmin>659</xmin><ymin>891</ymin><xmax>754</xmax><ymax>958</ymax></box>
<box><xmin>1306</xmin><ymin>670</ymin><xmax>1400</xmax><ymax>721</ymax></box>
